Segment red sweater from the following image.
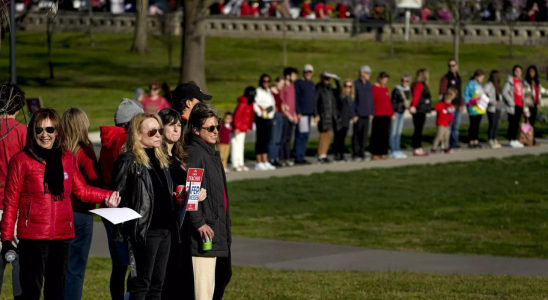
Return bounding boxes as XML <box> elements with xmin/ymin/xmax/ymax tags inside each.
<box><xmin>72</xmin><ymin>144</ymin><xmax>103</xmax><ymax>212</ymax></box>
<box><xmin>434</xmin><ymin>102</ymin><xmax>454</xmax><ymax>126</ymax></box>
<box><xmin>412</xmin><ymin>82</ymin><xmax>424</xmax><ymax>107</ymax></box>
<box><xmin>0</xmin><ymin>119</ymin><xmax>26</xmax><ymax>209</ymax></box>
<box><xmin>372</xmin><ymin>85</ymin><xmax>394</xmax><ymax>116</ymax></box>
<box><xmin>233</xmin><ymin>96</ymin><xmax>255</xmax><ymax>132</ymax></box>
<box><xmin>219</xmin><ymin>123</ymin><xmax>232</xmax><ymax>145</ymax></box>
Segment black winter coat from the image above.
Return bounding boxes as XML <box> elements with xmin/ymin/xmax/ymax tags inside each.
<box><xmin>316</xmin><ymin>80</ymin><xmax>341</xmax><ymax>132</ymax></box>
<box><xmin>186</xmin><ymin>136</ymin><xmax>231</xmax><ymax>258</ymax></box>
<box><xmin>334</xmin><ymin>93</ymin><xmax>352</xmax><ymax>131</ymax></box>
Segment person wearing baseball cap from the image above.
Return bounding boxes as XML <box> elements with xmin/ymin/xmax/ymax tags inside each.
<box><xmin>352</xmin><ymin>65</ymin><xmax>375</xmax><ymax>161</ymax></box>
<box><xmin>170</xmin><ymin>83</ymin><xmax>212</xmax><ymax>128</ymax></box>
<box><xmin>293</xmin><ymin>64</ymin><xmax>316</xmax><ymax>165</ymax></box>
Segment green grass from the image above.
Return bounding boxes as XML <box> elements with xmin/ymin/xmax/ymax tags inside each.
<box><xmin>2</xmin><ymin>32</ymin><xmax>548</xmax><ymax>130</ymax></box>
<box><xmin>2</xmin><ymin>257</ymin><xmax>548</xmax><ymax>299</ymax></box>
<box><xmin>229</xmin><ymin>154</ymin><xmax>548</xmax><ymax>259</ymax></box>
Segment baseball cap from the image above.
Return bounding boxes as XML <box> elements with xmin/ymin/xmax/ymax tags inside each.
<box><xmin>303</xmin><ymin>64</ymin><xmax>314</xmax><ymax>73</ymax></box>
<box><xmin>360</xmin><ymin>65</ymin><xmax>372</xmax><ymax>74</ymax></box>
<box><xmin>171</xmin><ymin>83</ymin><xmax>212</xmax><ymax>102</ymax></box>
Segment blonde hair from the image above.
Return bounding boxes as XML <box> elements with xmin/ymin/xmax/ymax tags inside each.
<box><xmin>61</xmin><ymin>107</ymin><xmax>91</xmax><ymax>156</ymax></box>
<box><xmin>414</xmin><ymin>69</ymin><xmax>430</xmax><ymax>87</ymax></box>
<box><xmin>123</xmin><ymin>113</ymin><xmax>169</xmax><ymax>169</ymax></box>
<box><xmin>341</xmin><ymin>79</ymin><xmax>355</xmax><ymax>100</ymax></box>
<box><xmin>444</xmin><ymin>87</ymin><xmax>457</xmax><ymax>100</ymax></box>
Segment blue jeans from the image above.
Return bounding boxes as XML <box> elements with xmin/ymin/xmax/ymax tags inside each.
<box><xmin>268</xmin><ymin>112</ymin><xmax>284</xmax><ymax>161</ymax></box>
<box><xmin>64</xmin><ymin>212</ymin><xmax>94</xmax><ymax>300</ymax></box>
<box><xmin>293</xmin><ymin>116</ymin><xmax>311</xmax><ymax>161</ymax></box>
<box><xmin>450</xmin><ymin>108</ymin><xmax>462</xmax><ymax>148</ymax></box>
<box><xmin>389</xmin><ymin>112</ymin><xmax>405</xmax><ymax>152</ymax></box>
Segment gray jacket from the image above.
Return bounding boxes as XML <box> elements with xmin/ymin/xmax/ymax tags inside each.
<box><xmin>483</xmin><ymin>82</ymin><xmax>504</xmax><ymax>113</ymax></box>
<box><xmin>502</xmin><ymin>76</ymin><xmax>521</xmax><ymax>115</ymax></box>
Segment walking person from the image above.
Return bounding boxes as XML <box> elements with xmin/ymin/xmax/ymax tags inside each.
<box><xmin>463</xmin><ymin>69</ymin><xmax>487</xmax><ymax>148</ymax></box>
<box><xmin>268</xmin><ymin>76</ymin><xmax>285</xmax><ymax>167</ymax></box>
<box><xmin>370</xmin><ymin>72</ymin><xmax>394</xmax><ymax>160</ymax></box>
<box><xmin>439</xmin><ymin>59</ymin><xmax>464</xmax><ymax>150</ymax></box>
<box><xmin>280</xmin><ymin>67</ymin><xmax>298</xmax><ymax>166</ymax></box>
<box><xmin>333</xmin><ymin>79</ymin><xmax>353</xmax><ymax>162</ymax></box>
<box><xmin>410</xmin><ymin>69</ymin><xmax>432</xmax><ymax>156</ymax></box>
<box><xmin>0</xmin><ymin>108</ymin><xmax>120</xmax><ymax>300</ymax></box>
<box><xmin>231</xmin><ymin>87</ymin><xmax>255</xmax><ymax>172</ymax></box>
<box><xmin>523</xmin><ymin>65</ymin><xmax>546</xmax><ymax>145</ymax></box>
<box><xmin>352</xmin><ymin>65</ymin><xmax>375</xmax><ymax>161</ymax></box>
<box><xmin>185</xmin><ymin>103</ymin><xmax>232</xmax><ymax>300</ymax></box>
<box><xmin>432</xmin><ymin>89</ymin><xmax>456</xmax><ymax>153</ymax></box>
<box><xmin>503</xmin><ymin>65</ymin><xmax>525</xmax><ymax>148</ymax></box>
<box><xmin>294</xmin><ymin>64</ymin><xmax>316</xmax><ymax>165</ymax></box>
<box><xmin>484</xmin><ymin>70</ymin><xmax>503</xmax><ymax>149</ymax></box>
<box><xmin>315</xmin><ymin>72</ymin><xmax>341</xmax><ymax>163</ymax></box>
<box><xmin>390</xmin><ymin>74</ymin><xmax>411</xmax><ymax>159</ymax></box>
<box><xmin>0</xmin><ymin>83</ymin><xmax>25</xmax><ymax>300</ymax></box>
<box><xmin>112</xmin><ymin>113</ymin><xmax>175</xmax><ymax>300</ymax></box>
<box><xmin>142</xmin><ymin>82</ymin><xmax>170</xmax><ymax>114</ymax></box>
<box><xmin>62</xmin><ymin>108</ymin><xmax>103</xmax><ymax>300</ymax></box>
<box><xmin>255</xmin><ymin>74</ymin><xmax>276</xmax><ymax>171</ymax></box>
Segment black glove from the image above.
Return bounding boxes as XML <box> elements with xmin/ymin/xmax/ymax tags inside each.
<box><xmin>1</xmin><ymin>240</ymin><xmax>17</xmax><ymax>261</ymax></box>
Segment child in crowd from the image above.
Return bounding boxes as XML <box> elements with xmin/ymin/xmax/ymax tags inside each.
<box><xmin>220</xmin><ymin>112</ymin><xmax>233</xmax><ymax>173</ymax></box>
<box><xmin>432</xmin><ymin>88</ymin><xmax>456</xmax><ymax>153</ymax></box>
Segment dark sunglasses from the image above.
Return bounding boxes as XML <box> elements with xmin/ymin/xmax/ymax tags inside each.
<box><xmin>147</xmin><ymin>128</ymin><xmax>164</xmax><ymax>137</ymax></box>
<box><xmin>151</xmin><ymin>87</ymin><xmax>159</xmax><ymax>91</ymax></box>
<box><xmin>202</xmin><ymin>125</ymin><xmax>222</xmax><ymax>133</ymax></box>
<box><xmin>344</xmin><ymin>85</ymin><xmax>353</xmax><ymax>88</ymax></box>
<box><xmin>35</xmin><ymin>127</ymin><xmax>55</xmax><ymax>134</ymax></box>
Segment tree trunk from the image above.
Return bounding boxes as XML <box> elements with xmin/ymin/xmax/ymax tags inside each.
<box><xmin>47</xmin><ymin>18</ymin><xmax>54</xmax><ymax>79</ymax></box>
<box><xmin>131</xmin><ymin>0</ymin><xmax>149</xmax><ymax>53</ymax></box>
<box><xmin>355</xmin><ymin>15</ymin><xmax>360</xmax><ymax>51</ymax></box>
<box><xmin>180</xmin><ymin>0</ymin><xmax>215</xmax><ymax>91</ymax></box>
<box><xmin>509</xmin><ymin>24</ymin><xmax>514</xmax><ymax>58</ymax></box>
<box><xmin>88</xmin><ymin>0</ymin><xmax>95</xmax><ymax>47</ymax></box>
<box><xmin>453</xmin><ymin>7</ymin><xmax>460</xmax><ymax>63</ymax></box>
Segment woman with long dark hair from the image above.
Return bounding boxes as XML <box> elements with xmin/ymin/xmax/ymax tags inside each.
<box><xmin>0</xmin><ymin>108</ymin><xmax>120</xmax><ymax>300</ymax></box>
<box><xmin>503</xmin><ymin>65</ymin><xmax>525</xmax><ymax>148</ymax></box>
<box><xmin>463</xmin><ymin>69</ymin><xmax>486</xmax><ymax>148</ymax></box>
<box><xmin>410</xmin><ymin>69</ymin><xmax>432</xmax><ymax>156</ymax></box>
<box><xmin>254</xmin><ymin>74</ymin><xmax>276</xmax><ymax>171</ymax></box>
<box><xmin>484</xmin><ymin>70</ymin><xmax>503</xmax><ymax>149</ymax></box>
<box><xmin>524</xmin><ymin>65</ymin><xmax>546</xmax><ymax>145</ymax></box>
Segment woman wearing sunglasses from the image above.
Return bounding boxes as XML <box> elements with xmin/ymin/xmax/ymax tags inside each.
<box><xmin>0</xmin><ymin>108</ymin><xmax>121</xmax><ymax>300</ymax></box>
<box><xmin>333</xmin><ymin>79</ymin><xmax>354</xmax><ymax>162</ymax></box>
<box><xmin>185</xmin><ymin>102</ymin><xmax>232</xmax><ymax>300</ymax></box>
<box><xmin>111</xmin><ymin>113</ymin><xmax>177</xmax><ymax>299</ymax></box>
<box><xmin>141</xmin><ymin>82</ymin><xmax>171</xmax><ymax>114</ymax></box>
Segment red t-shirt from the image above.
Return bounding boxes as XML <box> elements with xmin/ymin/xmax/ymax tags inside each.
<box><xmin>142</xmin><ymin>96</ymin><xmax>170</xmax><ymax>113</ymax></box>
<box><xmin>435</xmin><ymin>102</ymin><xmax>454</xmax><ymax>127</ymax></box>
<box><xmin>0</xmin><ymin>118</ymin><xmax>26</xmax><ymax>207</ymax></box>
<box><xmin>513</xmin><ymin>78</ymin><xmax>523</xmax><ymax>107</ymax></box>
<box><xmin>240</xmin><ymin>2</ymin><xmax>250</xmax><ymax>16</ymax></box>
<box><xmin>372</xmin><ymin>85</ymin><xmax>394</xmax><ymax>116</ymax></box>
<box><xmin>219</xmin><ymin>123</ymin><xmax>232</xmax><ymax>145</ymax></box>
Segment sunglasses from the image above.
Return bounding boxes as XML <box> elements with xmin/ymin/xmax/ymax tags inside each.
<box><xmin>151</xmin><ymin>87</ymin><xmax>159</xmax><ymax>91</ymax></box>
<box><xmin>202</xmin><ymin>125</ymin><xmax>222</xmax><ymax>133</ymax></box>
<box><xmin>146</xmin><ymin>128</ymin><xmax>164</xmax><ymax>137</ymax></box>
<box><xmin>402</xmin><ymin>80</ymin><xmax>410</xmax><ymax>82</ymax></box>
<box><xmin>449</xmin><ymin>64</ymin><xmax>457</xmax><ymax>67</ymax></box>
<box><xmin>263</xmin><ymin>80</ymin><xmax>271</xmax><ymax>83</ymax></box>
<box><xmin>344</xmin><ymin>85</ymin><xmax>353</xmax><ymax>88</ymax></box>
<box><xmin>35</xmin><ymin>127</ymin><xmax>55</xmax><ymax>134</ymax></box>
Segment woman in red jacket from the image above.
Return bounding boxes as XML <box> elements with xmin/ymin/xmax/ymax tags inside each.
<box><xmin>410</xmin><ymin>69</ymin><xmax>433</xmax><ymax>156</ymax></box>
<box><xmin>0</xmin><ymin>108</ymin><xmax>120</xmax><ymax>300</ymax></box>
<box><xmin>231</xmin><ymin>87</ymin><xmax>255</xmax><ymax>172</ymax></box>
<box><xmin>370</xmin><ymin>72</ymin><xmax>394</xmax><ymax>160</ymax></box>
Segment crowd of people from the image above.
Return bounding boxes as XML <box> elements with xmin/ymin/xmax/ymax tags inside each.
<box><xmin>0</xmin><ymin>83</ymin><xmax>232</xmax><ymax>300</ymax></box>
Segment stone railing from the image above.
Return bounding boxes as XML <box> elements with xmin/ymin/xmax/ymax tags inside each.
<box><xmin>21</xmin><ymin>12</ymin><xmax>548</xmax><ymax>45</ymax></box>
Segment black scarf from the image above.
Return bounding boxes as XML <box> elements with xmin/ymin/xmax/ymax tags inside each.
<box><xmin>34</xmin><ymin>146</ymin><xmax>65</xmax><ymax>202</ymax></box>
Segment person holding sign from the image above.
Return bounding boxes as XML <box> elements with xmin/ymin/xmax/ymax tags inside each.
<box><xmin>185</xmin><ymin>103</ymin><xmax>232</xmax><ymax>300</ymax></box>
<box><xmin>0</xmin><ymin>108</ymin><xmax>121</xmax><ymax>300</ymax></box>
<box><xmin>463</xmin><ymin>69</ymin><xmax>486</xmax><ymax>148</ymax></box>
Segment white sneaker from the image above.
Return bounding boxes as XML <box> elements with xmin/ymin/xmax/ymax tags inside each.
<box><xmin>255</xmin><ymin>162</ymin><xmax>267</xmax><ymax>171</ymax></box>
<box><xmin>510</xmin><ymin>140</ymin><xmax>524</xmax><ymax>148</ymax></box>
<box><xmin>264</xmin><ymin>162</ymin><xmax>276</xmax><ymax>170</ymax></box>
<box><xmin>242</xmin><ymin>166</ymin><xmax>250</xmax><ymax>172</ymax></box>
<box><xmin>233</xmin><ymin>166</ymin><xmax>243</xmax><ymax>172</ymax></box>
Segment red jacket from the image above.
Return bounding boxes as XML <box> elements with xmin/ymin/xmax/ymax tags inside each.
<box><xmin>233</xmin><ymin>96</ymin><xmax>254</xmax><ymax>133</ymax></box>
<box><xmin>99</xmin><ymin>126</ymin><xmax>127</xmax><ymax>188</ymax></box>
<box><xmin>0</xmin><ymin>119</ymin><xmax>27</xmax><ymax>209</ymax></box>
<box><xmin>1</xmin><ymin>150</ymin><xmax>111</xmax><ymax>241</ymax></box>
<box><xmin>372</xmin><ymin>85</ymin><xmax>394</xmax><ymax>117</ymax></box>
<box><xmin>71</xmin><ymin>144</ymin><xmax>103</xmax><ymax>213</ymax></box>
<box><xmin>435</xmin><ymin>102</ymin><xmax>454</xmax><ymax>126</ymax></box>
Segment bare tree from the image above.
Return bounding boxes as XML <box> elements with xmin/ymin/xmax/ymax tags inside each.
<box><xmin>131</xmin><ymin>0</ymin><xmax>149</xmax><ymax>53</ymax></box>
<box><xmin>385</xmin><ymin>0</ymin><xmax>397</xmax><ymax>57</ymax></box>
<box><xmin>88</xmin><ymin>0</ymin><xmax>94</xmax><ymax>47</ymax></box>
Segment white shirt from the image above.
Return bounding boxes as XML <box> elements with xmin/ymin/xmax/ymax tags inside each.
<box><xmin>254</xmin><ymin>87</ymin><xmax>276</xmax><ymax>119</ymax></box>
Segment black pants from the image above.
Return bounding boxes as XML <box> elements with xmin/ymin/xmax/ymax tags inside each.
<box><xmin>412</xmin><ymin>112</ymin><xmax>426</xmax><ymax>149</ymax></box>
<box><xmin>370</xmin><ymin>116</ymin><xmax>390</xmax><ymax>156</ymax></box>
<box><xmin>280</xmin><ymin>117</ymin><xmax>294</xmax><ymax>161</ymax></box>
<box><xmin>333</xmin><ymin>125</ymin><xmax>349</xmax><ymax>158</ymax></box>
<box><xmin>129</xmin><ymin>230</ymin><xmax>171</xmax><ymax>300</ymax></box>
<box><xmin>468</xmin><ymin>114</ymin><xmax>483</xmax><ymax>141</ymax></box>
<box><xmin>19</xmin><ymin>239</ymin><xmax>71</xmax><ymax>300</ymax></box>
<box><xmin>255</xmin><ymin>116</ymin><xmax>273</xmax><ymax>155</ymax></box>
<box><xmin>530</xmin><ymin>105</ymin><xmax>538</xmax><ymax>142</ymax></box>
<box><xmin>162</xmin><ymin>223</ymin><xmax>195</xmax><ymax>300</ymax></box>
<box><xmin>352</xmin><ymin>117</ymin><xmax>370</xmax><ymax>158</ymax></box>
<box><xmin>507</xmin><ymin>106</ymin><xmax>523</xmax><ymax>141</ymax></box>
<box><xmin>213</xmin><ymin>250</ymin><xmax>232</xmax><ymax>300</ymax></box>
<box><xmin>487</xmin><ymin>110</ymin><xmax>501</xmax><ymax>140</ymax></box>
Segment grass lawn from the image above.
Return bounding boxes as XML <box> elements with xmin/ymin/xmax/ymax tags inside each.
<box><xmin>2</xmin><ymin>258</ymin><xmax>548</xmax><ymax>299</ymax></box>
<box><xmin>2</xmin><ymin>32</ymin><xmax>548</xmax><ymax>130</ymax></box>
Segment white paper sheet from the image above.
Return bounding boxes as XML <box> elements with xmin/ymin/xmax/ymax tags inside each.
<box><xmin>478</xmin><ymin>94</ymin><xmax>490</xmax><ymax>111</ymax></box>
<box><xmin>298</xmin><ymin>115</ymin><xmax>310</xmax><ymax>133</ymax></box>
<box><xmin>90</xmin><ymin>208</ymin><xmax>142</xmax><ymax>225</ymax></box>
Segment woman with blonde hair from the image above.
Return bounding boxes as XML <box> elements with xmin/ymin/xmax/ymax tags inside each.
<box><xmin>410</xmin><ymin>68</ymin><xmax>432</xmax><ymax>156</ymax></box>
<box><xmin>61</xmin><ymin>107</ymin><xmax>103</xmax><ymax>300</ymax></box>
<box><xmin>112</xmin><ymin>113</ymin><xmax>177</xmax><ymax>299</ymax></box>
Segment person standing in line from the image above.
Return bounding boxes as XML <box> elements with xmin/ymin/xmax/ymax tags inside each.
<box><xmin>254</xmin><ymin>74</ymin><xmax>276</xmax><ymax>171</ymax></box>
<box><xmin>352</xmin><ymin>65</ymin><xmax>375</xmax><ymax>161</ymax></box>
<box><xmin>268</xmin><ymin>76</ymin><xmax>285</xmax><ymax>168</ymax></box>
<box><xmin>370</xmin><ymin>72</ymin><xmax>394</xmax><ymax>160</ymax></box>
<box><xmin>99</xmin><ymin>98</ymin><xmax>143</xmax><ymax>300</ymax></box>
<box><xmin>0</xmin><ymin>83</ymin><xmax>25</xmax><ymax>300</ymax></box>
<box><xmin>484</xmin><ymin>70</ymin><xmax>503</xmax><ymax>149</ymax></box>
<box><xmin>503</xmin><ymin>65</ymin><xmax>525</xmax><ymax>148</ymax></box>
<box><xmin>333</xmin><ymin>79</ymin><xmax>353</xmax><ymax>162</ymax></box>
<box><xmin>390</xmin><ymin>74</ymin><xmax>411</xmax><ymax>159</ymax></box>
<box><xmin>170</xmin><ymin>83</ymin><xmax>213</xmax><ymax>129</ymax></box>
<box><xmin>432</xmin><ymin>89</ymin><xmax>456</xmax><ymax>153</ymax></box>
<box><xmin>410</xmin><ymin>69</ymin><xmax>432</xmax><ymax>156</ymax></box>
<box><xmin>1</xmin><ymin>108</ymin><xmax>121</xmax><ymax>300</ymax></box>
<box><xmin>315</xmin><ymin>72</ymin><xmax>341</xmax><ymax>164</ymax></box>
<box><xmin>463</xmin><ymin>69</ymin><xmax>487</xmax><ymax>148</ymax></box>
<box><xmin>280</xmin><ymin>68</ymin><xmax>298</xmax><ymax>167</ymax></box>
<box><xmin>439</xmin><ymin>59</ymin><xmax>464</xmax><ymax>150</ymax></box>
<box><xmin>231</xmin><ymin>87</ymin><xmax>255</xmax><ymax>172</ymax></box>
<box><xmin>185</xmin><ymin>103</ymin><xmax>232</xmax><ymax>300</ymax></box>
<box><xmin>294</xmin><ymin>64</ymin><xmax>316</xmax><ymax>165</ymax></box>
<box><xmin>62</xmin><ymin>108</ymin><xmax>103</xmax><ymax>300</ymax></box>
<box><xmin>141</xmin><ymin>82</ymin><xmax>171</xmax><ymax>114</ymax></box>
<box><xmin>220</xmin><ymin>112</ymin><xmax>233</xmax><ymax>173</ymax></box>
<box><xmin>524</xmin><ymin>65</ymin><xmax>546</xmax><ymax>145</ymax></box>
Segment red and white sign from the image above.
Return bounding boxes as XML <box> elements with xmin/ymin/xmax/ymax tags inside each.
<box><xmin>185</xmin><ymin>168</ymin><xmax>204</xmax><ymax>212</ymax></box>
